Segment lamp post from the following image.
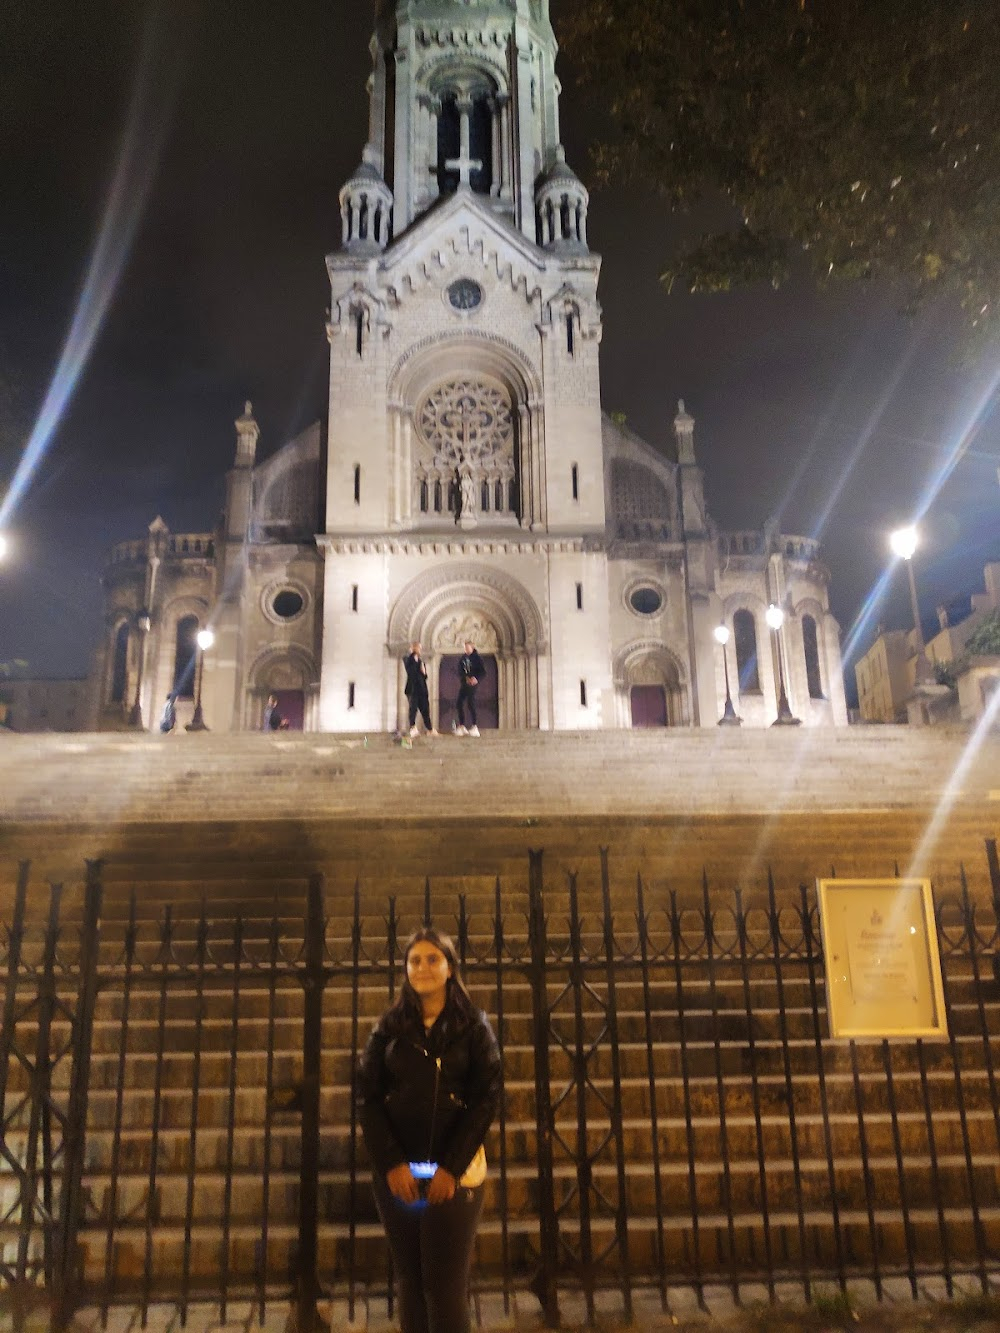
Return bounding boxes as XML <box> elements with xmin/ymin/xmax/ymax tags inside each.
<box><xmin>0</xmin><ymin>533</ymin><xmax>8</xmax><ymax>562</ymax></box>
<box><xmin>889</xmin><ymin>525</ymin><xmax>934</xmax><ymax>685</ymax></box>
<box><xmin>186</xmin><ymin>628</ymin><xmax>215</xmax><ymax>732</ymax></box>
<box><xmin>766</xmin><ymin>604</ymin><xmax>800</xmax><ymax>726</ymax></box>
<box><xmin>713</xmin><ymin>623</ymin><xmax>742</xmax><ymax>726</ymax></box>
<box><xmin>127</xmin><ymin>610</ymin><xmax>152</xmax><ymax>729</ymax></box>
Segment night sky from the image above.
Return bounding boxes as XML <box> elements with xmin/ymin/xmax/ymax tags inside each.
<box><xmin>1</xmin><ymin>0</ymin><xmax>998</xmax><ymax>692</ymax></box>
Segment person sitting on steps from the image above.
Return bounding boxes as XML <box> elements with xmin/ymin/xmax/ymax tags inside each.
<box><xmin>454</xmin><ymin>640</ymin><xmax>485</xmax><ymax>737</ymax></box>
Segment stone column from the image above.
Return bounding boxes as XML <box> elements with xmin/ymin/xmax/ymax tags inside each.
<box><xmin>497</xmin><ymin>93</ymin><xmax>513</xmax><ymax>204</ymax></box>
<box><xmin>490</xmin><ymin>96</ymin><xmax>502</xmax><ymax>197</ymax></box>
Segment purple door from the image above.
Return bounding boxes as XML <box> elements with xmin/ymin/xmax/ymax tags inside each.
<box><xmin>630</xmin><ymin>685</ymin><xmax>668</xmax><ymax>728</ymax></box>
<box><xmin>438</xmin><ymin>654</ymin><xmax>499</xmax><ymax>731</ymax></box>
<box><xmin>273</xmin><ymin>689</ymin><xmax>305</xmax><ymax>731</ymax></box>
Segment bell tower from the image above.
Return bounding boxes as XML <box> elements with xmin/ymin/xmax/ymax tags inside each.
<box><xmin>368</xmin><ymin>0</ymin><xmax>561</xmax><ymax>240</ymax></box>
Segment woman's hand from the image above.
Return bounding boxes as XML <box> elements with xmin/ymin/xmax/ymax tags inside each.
<box><xmin>426</xmin><ymin>1167</ymin><xmax>457</xmax><ymax>1204</ymax></box>
<box><xmin>386</xmin><ymin>1163</ymin><xmax>419</xmax><ymax>1204</ymax></box>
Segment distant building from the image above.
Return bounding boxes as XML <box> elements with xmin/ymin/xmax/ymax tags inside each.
<box><xmin>0</xmin><ymin>677</ymin><xmax>97</xmax><ymax>733</ymax></box>
<box><xmin>855</xmin><ymin>629</ymin><xmax>911</xmax><ymax>724</ymax></box>
<box><xmin>855</xmin><ymin>561</ymin><xmax>1000</xmax><ymax>726</ymax></box>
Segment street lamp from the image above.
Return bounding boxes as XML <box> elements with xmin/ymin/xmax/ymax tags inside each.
<box><xmin>713</xmin><ymin>623</ymin><xmax>742</xmax><ymax>726</ymax></box>
<box><xmin>127</xmin><ymin>610</ymin><xmax>152</xmax><ymax>729</ymax></box>
<box><xmin>765</xmin><ymin>604</ymin><xmax>800</xmax><ymax>726</ymax></box>
<box><xmin>889</xmin><ymin>525</ymin><xmax>934</xmax><ymax>685</ymax></box>
<box><xmin>186</xmin><ymin>628</ymin><xmax>215</xmax><ymax>732</ymax></box>
<box><xmin>0</xmin><ymin>533</ymin><xmax>9</xmax><ymax>562</ymax></box>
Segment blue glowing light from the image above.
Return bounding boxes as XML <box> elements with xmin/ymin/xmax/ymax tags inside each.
<box><xmin>0</xmin><ymin>9</ymin><xmax>177</xmax><ymax>530</ymax></box>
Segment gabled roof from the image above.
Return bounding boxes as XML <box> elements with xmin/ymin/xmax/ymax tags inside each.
<box><xmin>329</xmin><ymin>187</ymin><xmax>598</xmax><ymax>306</ymax></box>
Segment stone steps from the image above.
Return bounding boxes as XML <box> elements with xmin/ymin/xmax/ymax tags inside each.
<box><xmin>23</xmin><ymin>1208</ymin><xmax>1000</xmax><ymax>1291</ymax></box>
<box><xmin>2</xmin><ymin>727</ymin><xmax>998</xmax><ymax>1301</ymax></box>
<box><xmin>1</xmin><ymin>729</ymin><xmax>996</xmax><ymax>826</ymax></box>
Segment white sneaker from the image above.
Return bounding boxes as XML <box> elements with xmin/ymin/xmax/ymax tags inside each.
<box><xmin>428</xmin><ymin>729</ymin><xmax>439</xmax><ymax>736</ymax></box>
<box><xmin>455</xmin><ymin>725</ymin><xmax>468</xmax><ymax>737</ymax></box>
<box><xmin>469</xmin><ymin>725</ymin><xmax>480</xmax><ymax>737</ymax></box>
<box><xmin>409</xmin><ymin>725</ymin><xmax>419</xmax><ymax>737</ymax></box>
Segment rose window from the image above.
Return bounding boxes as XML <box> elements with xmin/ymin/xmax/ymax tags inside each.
<box><xmin>414</xmin><ymin>378</ymin><xmax>518</xmax><ymax>522</ymax></box>
<box><xmin>418</xmin><ymin>379</ymin><xmax>513</xmax><ymax>466</ymax></box>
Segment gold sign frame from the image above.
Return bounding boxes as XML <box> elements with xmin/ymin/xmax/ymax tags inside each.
<box><xmin>816</xmin><ymin>878</ymin><xmax>948</xmax><ymax>1041</ymax></box>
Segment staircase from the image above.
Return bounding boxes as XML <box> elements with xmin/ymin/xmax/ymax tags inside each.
<box><xmin>1</xmin><ymin>727</ymin><xmax>999</xmax><ymax>1318</ymax></box>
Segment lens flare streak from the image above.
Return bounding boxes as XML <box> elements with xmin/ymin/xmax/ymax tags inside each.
<box><xmin>0</xmin><ymin>9</ymin><xmax>176</xmax><ymax>530</ymax></box>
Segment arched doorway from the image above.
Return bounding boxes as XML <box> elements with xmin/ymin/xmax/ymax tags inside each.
<box><xmin>387</xmin><ymin>563</ymin><xmax>547</xmax><ymax>731</ymax></box>
<box><xmin>247</xmin><ymin>646</ymin><xmax>319</xmax><ymax>732</ymax></box>
<box><xmin>615</xmin><ymin>642</ymin><xmax>688</xmax><ymax>729</ymax></box>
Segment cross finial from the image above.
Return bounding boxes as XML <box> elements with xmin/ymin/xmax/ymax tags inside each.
<box><xmin>445</xmin><ymin>95</ymin><xmax>483</xmax><ymax>189</ymax></box>
<box><xmin>445</xmin><ymin>146</ymin><xmax>483</xmax><ymax>189</ymax></box>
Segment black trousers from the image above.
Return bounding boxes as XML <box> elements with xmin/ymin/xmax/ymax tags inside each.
<box><xmin>407</xmin><ymin>691</ymin><xmax>432</xmax><ymax>730</ymax></box>
<box><xmin>456</xmin><ymin>682</ymin><xmax>478</xmax><ymax>727</ymax></box>
<box><xmin>373</xmin><ymin>1174</ymin><xmax>484</xmax><ymax>1333</ymax></box>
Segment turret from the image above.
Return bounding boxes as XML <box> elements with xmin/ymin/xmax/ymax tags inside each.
<box><xmin>225</xmin><ymin>401</ymin><xmax>259</xmax><ymax>543</ymax></box>
<box><xmin>536</xmin><ymin>146</ymin><xmax>589</xmax><ymax>252</ymax></box>
<box><xmin>339</xmin><ymin>146</ymin><xmax>394</xmax><ymax>252</ymax></box>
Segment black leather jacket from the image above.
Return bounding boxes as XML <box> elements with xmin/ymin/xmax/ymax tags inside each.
<box><xmin>358</xmin><ymin>1005</ymin><xmax>502</xmax><ymax>1180</ymax></box>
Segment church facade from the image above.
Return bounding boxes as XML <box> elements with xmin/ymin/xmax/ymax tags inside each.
<box><xmin>94</xmin><ymin>0</ymin><xmax>848</xmax><ymax>735</ymax></box>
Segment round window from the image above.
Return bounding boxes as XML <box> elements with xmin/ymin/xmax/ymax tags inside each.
<box><xmin>447</xmin><ymin>278</ymin><xmax>483</xmax><ymax>312</ymax></box>
<box><xmin>272</xmin><ymin>589</ymin><xmax>305</xmax><ymax>620</ymax></box>
<box><xmin>629</xmin><ymin>586</ymin><xmax>663</xmax><ymax>616</ymax></box>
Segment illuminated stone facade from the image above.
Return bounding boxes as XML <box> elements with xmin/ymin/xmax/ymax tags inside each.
<box><xmin>94</xmin><ymin>0</ymin><xmax>847</xmax><ymax>733</ymax></box>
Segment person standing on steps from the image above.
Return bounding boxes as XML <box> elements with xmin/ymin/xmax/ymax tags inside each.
<box><xmin>158</xmin><ymin>692</ymin><xmax>176</xmax><ymax>733</ymax></box>
<box><xmin>262</xmin><ymin>693</ymin><xmax>289</xmax><ymax>731</ymax></box>
<box><xmin>403</xmin><ymin>641</ymin><xmax>437</xmax><ymax>737</ymax></box>
<box><xmin>454</xmin><ymin>640</ymin><xmax>485</xmax><ymax>737</ymax></box>
<box><xmin>359</xmin><ymin>927</ymin><xmax>501</xmax><ymax>1333</ymax></box>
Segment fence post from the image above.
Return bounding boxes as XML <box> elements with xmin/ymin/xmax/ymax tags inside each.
<box><xmin>297</xmin><ymin>874</ymin><xmax>327</xmax><ymax>1332</ymax></box>
<box><xmin>527</xmin><ymin>850</ymin><xmax>559</xmax><ymax>1328</ymax></box>
<box><xmin>53</xmin><ymin>861</ymin><xmax>103</xmax><ymax>1329</ymax></box>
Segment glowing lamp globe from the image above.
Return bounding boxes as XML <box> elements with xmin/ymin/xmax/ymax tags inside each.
<box><xmin>890</xmin><ymin>526</ymin><xmax>919</xmax><ymax>561</ymax></box>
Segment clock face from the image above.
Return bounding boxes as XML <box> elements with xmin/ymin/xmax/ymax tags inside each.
<box><xmin>448</xmin><ymin>279</ymin><xmax>483</xmax><ymax>312</ymax></box>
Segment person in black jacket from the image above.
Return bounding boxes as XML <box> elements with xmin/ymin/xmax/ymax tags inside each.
<box><xmin>358</xmin><ymin>927</ymin><xmax>502</xmax><ymax>1333</ymax></box>
<box><xmin>403</xmin><ymin>641</ymin><xmax>437</xmax><ymax>737</ymax></box>
<box><xmin>454</xmin><ymin>640</ymin><xmax>485</xmax><ymax>737</ymax></box>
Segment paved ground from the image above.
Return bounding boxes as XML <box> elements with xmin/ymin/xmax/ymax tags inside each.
<box><xmin>3</xmin><ymin>1277</ymin><xmax>995</xmax><ymax>1332</ymax></box>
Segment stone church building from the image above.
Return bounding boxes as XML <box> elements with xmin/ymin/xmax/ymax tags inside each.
<box><xmin>95</xmin><ymin>0</ymin><xmax>848</xmax><ymax>735</ymax></box>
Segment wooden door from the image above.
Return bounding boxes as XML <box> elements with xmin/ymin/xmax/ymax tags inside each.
<box><xmin>630</xmin><ymin>685</ymin><xmax>668</xmax><ymax>728</ymax></box>
<box><xmin>273</xmin><ymin>689</ymin><xmax>305</xmax><ymax>731</ymax></box>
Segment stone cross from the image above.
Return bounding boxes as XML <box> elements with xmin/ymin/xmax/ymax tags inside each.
<box><xmin>446</xmin><ymin>96</ymin><xmax>482</xmax><ymax>188</ymax></box>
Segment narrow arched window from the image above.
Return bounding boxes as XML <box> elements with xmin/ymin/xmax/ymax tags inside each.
<box><xmin>734</xmin><ymin>609</ymin><xmax>760</xmax><ymax>693</ymax></box>
<box><xmin>110</xmin><ymin>622</ymin><xmax>129</xmax><ymax>704</ymax></box>
<box><xmin>803</xmin><ymin>614</ymin><xmax>824</xmax><ymax>699</ymax></box>
<box><xmin>481</xmin><ymin>480</ymin><xmax>490</xmax><ymax>511</ymax></box>
<box><xmin>437</xmin><ymin>96</ymin><xmax>461</xmax><ymax>194</ymax></box>
<box><xmin>173</xmin><ymin>615</ymin><xmax>199</xmax><ymax>699</ymax></box>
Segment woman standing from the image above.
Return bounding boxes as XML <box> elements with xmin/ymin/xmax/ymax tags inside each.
<box><xmin>358</xmin><ymin>927</ymin><xmax>502</xmax><ymax>1333</ymax></box>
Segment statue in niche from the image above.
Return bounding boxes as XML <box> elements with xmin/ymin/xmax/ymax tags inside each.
<box><xmin>458</xmin><ymin>467</ymin><xmax>478</xmax><ymax>528</ymax></box>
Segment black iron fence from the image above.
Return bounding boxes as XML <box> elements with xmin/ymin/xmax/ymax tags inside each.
<box><xmin>2</xmin><ymin>842</ymin><xmax>1000</xmax><ymax>1330</ymax></box>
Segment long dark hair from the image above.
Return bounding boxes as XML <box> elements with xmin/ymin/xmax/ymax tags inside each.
<box><xmin>384</xmin><ymin>926</ymin><xmax>477</xmax><ymax>1034</ymax></box>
